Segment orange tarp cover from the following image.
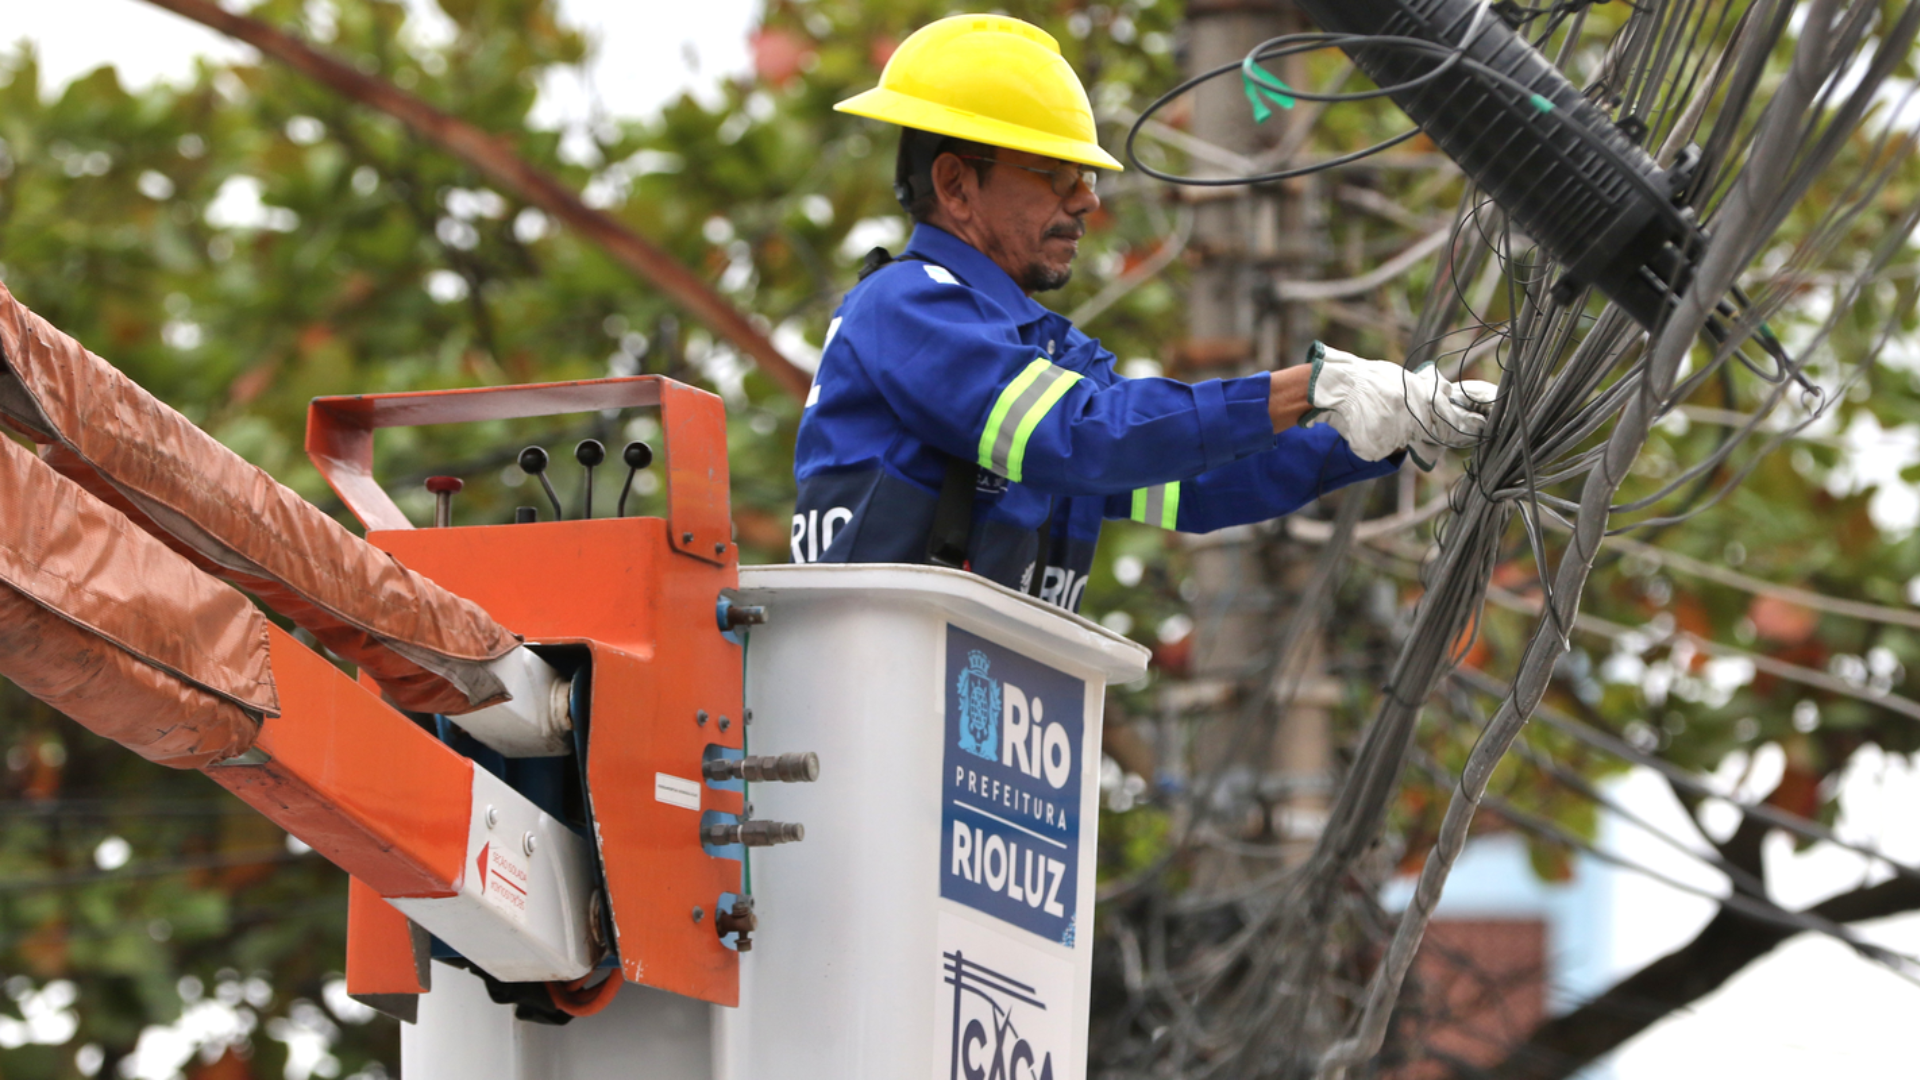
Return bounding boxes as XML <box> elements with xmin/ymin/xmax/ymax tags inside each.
<box><xmin>0</xmin><ymin>283</ymin><xmax>517</xmax><ymax>714</ymax></box>
<box><xmin>0</xmin><ymin>435</ymin><xmax>262</xmax><ymax>768</ymax></box>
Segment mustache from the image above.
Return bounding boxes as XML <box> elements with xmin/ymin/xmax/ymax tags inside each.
<box><xmin>1044</xmin><ymin>223</ymin><xmax>1084</xmax><ymax>240</ymax></box>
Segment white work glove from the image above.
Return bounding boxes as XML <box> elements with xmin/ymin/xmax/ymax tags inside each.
<box><xmin>1298</xmin><ymin>342</ymin><xmax>1497</xmax><ymax>469</ymax></box>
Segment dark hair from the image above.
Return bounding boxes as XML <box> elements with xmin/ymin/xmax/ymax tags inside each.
<box><xmin>895</xmin><ymin>129</ymin><xmax>997</xmax><ymax>221</ymax></box>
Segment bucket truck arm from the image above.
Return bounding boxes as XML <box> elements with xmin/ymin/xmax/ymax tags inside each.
<box><xmin>0</xmin><ymin>286</ymin><xmax>789</xmax><ymax>1024</ymax></box>
<box><xmin>0</xmin><ymin>282</ymin><xmax>521</xmax><ymax>715</ymax></box>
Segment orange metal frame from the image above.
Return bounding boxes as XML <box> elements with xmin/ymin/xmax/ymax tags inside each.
<box><xmin>313</xmin><ymin>377</ymin><xmax>745</xmax><ymax>1007</ymax></box>
<box><xmin>206</xmin><ymin>623</ymin><xmax>472</xmax><ymax>897</ymax></box>
<box><xmin>308</xmin><ymin>376</ymin><xmax>731</xmax><ymax>564</ymax></box>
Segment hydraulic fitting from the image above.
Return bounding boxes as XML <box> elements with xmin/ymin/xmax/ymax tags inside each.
<box><xmin>701</xmin><ymin>820</ymin><xmax>805</xmax><ymax>848</ymax></box>
<box><xmin>702</xmin><ymin>751</ymin><xmax>820</xmax><ymax>784</ymax></box>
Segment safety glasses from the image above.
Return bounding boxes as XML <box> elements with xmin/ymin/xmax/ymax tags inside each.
<box><xmin>958</xmin><ymin>155</ymin><xmax>1098</xmax><ymax>198</ymax></box>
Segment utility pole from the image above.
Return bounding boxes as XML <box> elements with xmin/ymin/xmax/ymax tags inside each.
<box><xmin>1175</xmin><ymin>0</ymin><xmax>1335</xmax><ymax>889</ymax></box>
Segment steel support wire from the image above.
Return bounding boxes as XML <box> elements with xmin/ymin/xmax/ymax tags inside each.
<box><xmin>1450</xmin><ymin>666</ymin><xmax>1920</xmax><ymax>883</ymax></box>
<box><xmin>1404</xmin><ymin>748</ymin><xmax>1920</xmax><ymax>980</ymax></box>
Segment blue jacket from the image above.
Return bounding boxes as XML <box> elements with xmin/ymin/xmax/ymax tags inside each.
<box><xmin>791</xmin><ymin>224</ymin><xmax>1396</xmax><ymax>611</ymax></box>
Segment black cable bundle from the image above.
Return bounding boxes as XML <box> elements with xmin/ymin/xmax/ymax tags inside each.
<box><xmin>1290</xmin><ymin>0</ymin><xmax>1700</xmax><ymax>329</ymax></box>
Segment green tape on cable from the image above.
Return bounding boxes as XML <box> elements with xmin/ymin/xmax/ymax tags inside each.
<box><xmin>1241</xmin><ymin>62</ymin><xmax>1295</xmax><ymax>124</ymax></box>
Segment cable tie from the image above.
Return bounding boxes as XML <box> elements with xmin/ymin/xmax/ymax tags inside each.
<box><xmin>1240</xmin><ymin>66</ymin><xmax>1295</xmax><ymax>124</ymax></box>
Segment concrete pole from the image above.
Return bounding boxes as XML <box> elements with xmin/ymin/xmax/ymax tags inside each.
<box><xmin>1176</xmin><ymin>0</ymin><xmax>1335</xmax><ymax>885</ymax></box>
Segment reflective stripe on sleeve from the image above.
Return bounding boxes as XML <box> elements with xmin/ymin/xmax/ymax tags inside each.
<box><xmin>1129</xmin><ymin>482</ymin><xmax>1181</xmax><ymax>530</ymax></box>
<box><xmin>977</xmin><ymin>359</ymin><xmax>1084</xmax><ymax>482</ymax></box>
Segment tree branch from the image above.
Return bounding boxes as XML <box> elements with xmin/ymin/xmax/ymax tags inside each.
<box><xmin>1468</xmin><ymin>861</ymin><xmax>1920</xmax><ymax>1080</ymax></box>
<box><xmin>140</xmin><ymin>0</ymin><xmax>812</xmax><ymax>401</ymax></box>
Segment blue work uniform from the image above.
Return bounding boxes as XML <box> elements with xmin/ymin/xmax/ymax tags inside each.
<box><xmin>791</xmin><ymin>223</ymin><xmax>1396</xmax><ymax>612</ymax></box>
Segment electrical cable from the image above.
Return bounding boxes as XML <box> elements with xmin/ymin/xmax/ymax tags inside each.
<box><xmin>0</xmin><ymin>848</ymin><xmax>314</xmax><ymax>894</ymax></box>
<box><xmin>1101</xmin><ymin>2</ymin><xmax>1920</xmax><ymax>1074</ymax></box>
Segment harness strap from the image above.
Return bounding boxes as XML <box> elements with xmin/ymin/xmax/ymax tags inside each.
<box><xmin>927</xmin><ymin>455</ymin><xmax>977</xmax><ymax>569</ymax></box>
<box><xmin>863</xmin><ymin>247</ymin><xmax>977</xmax><ymax>569</ymax></box>
<box><xmin>1028</xmin><ymin>499</ymin><xmax>1058</xmax><ymax>598</ymax></box>
<box><xmin>856</xmin><ymin>246</ymin><xmax>1056</xmax><ymax>587</ymax></box>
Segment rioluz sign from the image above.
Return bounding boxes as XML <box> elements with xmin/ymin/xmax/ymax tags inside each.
<box><xmin>938</xmin><ymin>626</ymin><xmax>1089</xmax><ymax>1080</ymax></box>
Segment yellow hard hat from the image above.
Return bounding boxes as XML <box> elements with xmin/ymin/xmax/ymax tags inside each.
<box><xmin>835</xmin><ymin>14</ymin><xmax>1123</xmax><ymax>172</ymax></box>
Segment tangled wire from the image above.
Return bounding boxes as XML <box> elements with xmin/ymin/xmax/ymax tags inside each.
<box><xmin>1100</xmin><ymin>1</ymin><xmax>1920</xmax><ymax>1076</ymax></box>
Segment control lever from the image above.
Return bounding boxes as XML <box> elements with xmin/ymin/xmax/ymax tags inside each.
<box><xmin>518</xmin><ymin>446</ymin><xmax>564</xmax><ymax>521</ymax></box>
<box><xmin>425</xmin><ymin>476</ymin><xmax>463</xmax><ymax>528</ymax></box>
<box><xmin>616</xmin><ymin>441</ymin><xmax>653</xmax><ymax>517</ymax></box>
<box><xmin>701</xmin><ymin>820</ymin><xmax>805</xmax><ymax>847</ymax></box>
<box><xmin>703</xmin><ymin>752</ymin><xmax>819</xmax><ymax>784</ymax></box>
<box><xmin>575</xmin><ymin>439</ymin><xmax>605</xmax><ymax>519</ymax></box>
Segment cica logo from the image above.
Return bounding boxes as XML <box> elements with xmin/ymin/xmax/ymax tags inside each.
<box><xmin>944</xmin><ymin>949</ymin><xmax>1056</xmax><ymax>1080</ymax></box>
<box><xmin>942</xmin><ymin>627</ymin><xmax>1085</xmax><ymax>945</ymax></box>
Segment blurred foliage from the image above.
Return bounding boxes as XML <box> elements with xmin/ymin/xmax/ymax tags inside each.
<box><xmin>0</xmin><ymin>0</ymin><xmax>1918</xmax><ymax>1075</ymax></box>
<box><xmin>0</xmin><ymin>0</ymin><xmax>1187</xmax><ymax>1074</ymax></box>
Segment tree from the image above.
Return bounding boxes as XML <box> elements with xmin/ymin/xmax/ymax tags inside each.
<box><xmin>3</xmin><ymin>1</ymin><xmax>1918</xmax><ymax>1078</ymax></box>
<box><xmin>0</xmin><ymin>0</ymin><xmax>1185</xmax><ymax>1074</ymax></box>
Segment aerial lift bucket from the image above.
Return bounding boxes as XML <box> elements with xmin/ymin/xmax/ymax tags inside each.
<box><xmin>307</xmin><ymin>378</ymin><xmax>1146</xmax><ymax>1078</ymax></box>
<box><xmin>400</xmin><ymin>561</ymin><xmax>1147</xmax><ymax>1079</ymax></box>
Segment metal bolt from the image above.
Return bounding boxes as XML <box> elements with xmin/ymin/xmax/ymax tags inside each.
<box><xmin>716</xmin><ymin>897</ymin><xmax>757</xmax><ymax>951</ymax></box>
<box><xmin>696</xmin><ymin>709</ymin><xmax>709</xmax><ymax>727</ymax></box>
<box><xmin>523</xmin><ymin>832</ymin><xmax>537</xmax><ymax>856</ymax></box>
<box><xmin>744</xmin><ymin>708</ymin><xmax>754</xmax><ymax>726</ymax></box>
<box><xmin>691</xmin><ymin>906</ymin><xmax>706</xmax><ymax>924</ymax></box>
<box><xmin>485</xmin><ymin>806</ymin><xmax>498</xmax><ymax>830</ymax></box>
<box><xmin>587</xmin><ymin>890</ymin><xmax>607</xmax><ymax>951</ymax></box>
<box><xmin>719</xmin><ymin>715</ymin><xmax>731</xmax><ymax>732</ymax></box>
<box><xmin>722</xmin><ymin>603</ymin><xmax>766</xmax><ymax>629</ymax></box>
<box><xmin>681</xmin><ymin>531</ymin><xmax>694</xmax><ymax>544</ymax></box>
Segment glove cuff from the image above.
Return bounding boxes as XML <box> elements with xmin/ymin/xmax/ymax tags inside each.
<box><xmin>1298</xmin><ymin>340</ymin><xmax>1332</xmax><ymax>427</ymax></box>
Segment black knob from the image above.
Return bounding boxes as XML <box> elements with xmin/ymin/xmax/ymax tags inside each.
<box><xmin>617</xmin><ymin>441</ymin><xmax>654</xmax><ymax>518</ymax></box>
<box><xmin>574</xmin><ymin>439</ymin><xmax>605</xmax><ymax>519</ymax></box>
<box><xmin>519</xmin><ymin>446</ymin><xmax>564</xmax><ymax>520</ymax></box>
<box><xmin>514</xmin><ymin>506</ymin><xmax>537</xmax><ymax>524</ymax></box>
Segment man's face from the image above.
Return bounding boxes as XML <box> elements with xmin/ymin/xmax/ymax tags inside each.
<box><xmin>956</xmin><ymin>149</ymin><xmax>1101</xmax><ymax>294</ymax></box>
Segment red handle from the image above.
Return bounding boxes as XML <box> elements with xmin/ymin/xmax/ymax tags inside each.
<box><xmin>306</xmin><ymin>377</ymin><xmax>731</xmax><ymax>565</ymax></box>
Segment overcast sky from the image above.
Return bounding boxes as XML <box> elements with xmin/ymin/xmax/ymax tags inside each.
<box><xmin>6</xmin><ymin>0</ymin><xmax>759</xmax><ymax>123</ymax></box>
<box><xmin>10</xmin><ymin>4</ymin><xmax>1920</xmax><ymax>1078</ymax></box>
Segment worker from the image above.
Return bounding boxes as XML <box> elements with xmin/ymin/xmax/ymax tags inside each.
<box><xmin>793</xmin><ymin>14</ymin><xmax>1495</xmax><ymax>612</ymax></box>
